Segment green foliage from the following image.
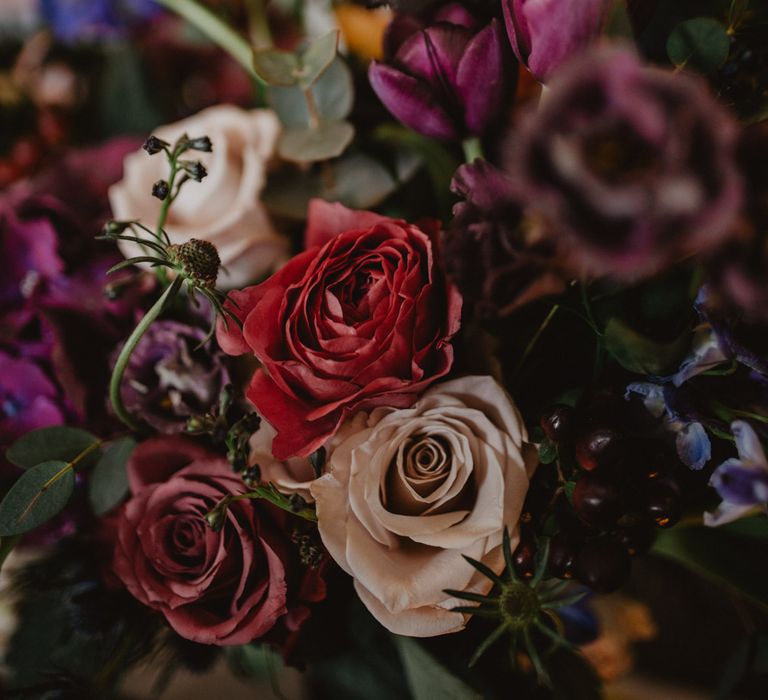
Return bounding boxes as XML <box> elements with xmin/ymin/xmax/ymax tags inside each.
<box><xmin>539</xmin><ymin>438</ymin><xmax>558</xmax><ymax>465</ymax></box>
<box><xmin>88</xmin><ymin>437</ymin><xmax>136</xmax><ymax>516</ymax></box>
<box><xmin>278</xmin><ymin>120</ymin><xmax>355</xmax><ymax>162</ymax></box>
<box><xmin>603</xmin><ymin>317</ymin><xmax>690</xmax><ymax>375</ymax></box>
<box><xmin>393</xmin><ymin>636</ymin><xmax>482</xmax><ymax>700</ymax></box>
<box><xmin>253</xmin><ymin>31</ymin><xmax>338</xmax><ymax>89</ymax></box>
<box><xmin>6</xmin><ymin>426</ymin><xmax>99</xmax><ymax>470</ymax></box>
<box><xmin>667</xmin><ymin>17</ymin><xmax>731</xmax><ymax>73</ymax></box>
<box><xmin>653</xmin><ymin>525</ymin><xmax>768</xmax><ymax>613</ymax></box>
<box><xmin>0</xmin><ymin>461</ymin><xmax>75</xmax><ymax>536</ymax></box>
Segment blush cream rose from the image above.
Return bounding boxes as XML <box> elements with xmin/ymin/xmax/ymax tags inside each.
<box><xmin>311</xmin><ymin>375</ymin><xmax>535</xmax><ymax>637</ymax></box>
<box><xmin>109</xmin><ymin>104</ymin><xmax>288</xmax><ymax>289</ymax></box>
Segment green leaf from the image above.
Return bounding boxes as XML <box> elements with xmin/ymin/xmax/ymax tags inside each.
<box><xmin>721</xmin><ymin>515</ymin><xmax>768</xmax><ymax>540</ymax></box>
<box><xmin>88</xmin><ymin>437</ymin><xmax>136</xmax><ymax>516</ymax></box>
<box><xmin>393</xmin><ymin>636</ymin><xmax>482</xmax><ymax>700</ymax></box>
<box><xmin>298</xmin><ymin>31</ymin><xmax>339</xmax><ymax>89</ymax></box>
<box><xmin>252</xmin><ymin>48</ymin><xmax>300</xmax><ymax>87</ymax></box>
<box><xmin>604</xmin><ymin>317</ymin><xmax>690</xmax><ymax>375</ymax></box>
<box><xmin>0</xmin><ymin>461</ymin><xmax>75</xmax><ymax>536</ymax></box>
<box><xmin>563</xmin><ymin>481</ymin><xmax>577</xmax><ymax>504</ymax></box>
<box><xmin>653</xmin><ymin>525</ymin><xmax>768</xmax><ymax>613</ymax></box>
<box><xmin>6</xmin><ymin>426</ymin><xmax>99</xmax><ymax>470</ymax></box>
<box><xmin>667</xmin><ymin>18</ymin><xmax>731</xmax><ymax>73</ymax></box>
<box><xmin>278</xmin><ymin>120</ymin><xmax>355</xmax><ymax>163</ymax></box>
<box><xmin>226</xmin><ymin>644</ymin><xmax>281</xmax><ymax>680</ymax></box>
<box><xmin>270</xmin><ymin>56</ymin><xmax>354</xmax><ymax>128</ymax></box>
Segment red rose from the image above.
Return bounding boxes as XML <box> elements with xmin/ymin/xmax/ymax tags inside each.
<box><xmin>111</xmin><ymin>437</ymin><xmax>322</xmax><ymax>646</ymax></box>
<box><xmin>217</xmin><ymin>200</ymin><xmax>462</xmax><ymax>459</ymax></box>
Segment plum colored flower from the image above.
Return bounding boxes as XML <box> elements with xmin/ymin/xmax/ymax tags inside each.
<box><xmin>118</xmin><ymin>321</ymin><xmax>230</xmax><ymax>433</ymax></box>
<box><xmin>40</xmin><ymin>0</ymin><xmax>160</xmax><ymax>42</ymax></box>
<box><xmin>502</xmin><ymin>0</ymin><xmax>609</xmax><ymax>81</ymax></box>
<box><xmin>111</xmin><ymin>437</ymin><xmax>324</xmax><ymax>645</ymax></box>
<box><xmin>508</xmin><ymin>47</ymin><xmax>742</xmax><ymax>279</ymax></box>
<box><xmin>369</xmin><ymin>14</ymin><xmax>507</xmax><ymax>141</ymax></box>
<box><xmin>0</xmin><ymin>351</ymin><xmax>64</xmax><ymax>453</ymax></box>
<box><xmin>217</xmin><ymin>199</ymin><xmax>462</xmax><ymax>460</ymax></box>
<box><xmin>109</xmin><ymin>106</ymin><xmax>287</xmax><ymax>289</ymax></box>
<box><xmin>311</xmin><ymin>376</ymin><xmax>533</xmax><ymax>636</ymax></box>
<box><xmin>443</xmin><ymin>159</ymin><xmax>565</xmax><ymax>318</ymax></box>
<box><xmin>706</xmin><ymin>421</ymin><xmax>768</xmax><ymax>526</ymax></box>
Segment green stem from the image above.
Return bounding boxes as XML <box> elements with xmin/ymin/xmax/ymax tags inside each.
<box><xmin>155</xmin><ymin>0</ymin><xmax>263</xmax><ymax>82</ymax></box>
<box><xmin>512</xmin><ymin>304</ymin><xmax>560</xmax><ymax>381</ymax></box>
<box><xmin>462</xmin><ymin>136</ymin><xmax>483</xmax><ymax>163</ymax></box>
<box><xmin>110</xmin><ymin>277</ymin><xmax>183</xmax><ymax>431</ymax></box>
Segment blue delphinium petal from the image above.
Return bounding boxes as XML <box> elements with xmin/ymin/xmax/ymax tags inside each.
<box><xmin>671</xmin><ymin>326</ymin><xmax>728</xmax><ymax>387</ymax></box>
<box><xmin>733</xmin><ymin>420</ymin><xmax>768</xmax><ymax>465</ymax></box>
<box><xmin>676</xmin><ymin>421</ymin><xmax>711</xmax><ymax>471</ymax></box>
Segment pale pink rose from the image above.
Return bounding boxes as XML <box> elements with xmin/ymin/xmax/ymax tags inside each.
<box><xmin>109</xmin><ymin>104</ymin><xmax>288</xmax><ymax>289</ymax></box>
<box><xmin>249</xmin><ymin>418</ymin><xmax>317</xmax><ymax>502</ymax></box>
<box><xmin>311</xmin><ymin>376</ymin><xmax>534</xmax><ymax>637</ymax></box>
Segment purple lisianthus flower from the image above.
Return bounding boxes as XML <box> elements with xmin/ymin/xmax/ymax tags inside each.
<box><xmin>369</xmin><ymin>11</ymin><xmax>508</xmax><ymax>141</ymax></box>
<box><xmin>706</xmin><ymin>421</ymin><xmax>768</xmax><ymax>526</ymax></box>
<box><xmin>507</xmin><ymin>47</ymin><xmax>743</xmax><ymax>279</ymax></box>
<box><xmin>502</xmin><ymin>0</ymin><xmax>609</xmax><ymax>82</ymax></box>
<box><xmin>443</xmin><ymin>159</ymin><xmax>565</xmax><ymax>317</ymax></box>
<box><xmin>40</xmin><ymin>0</ymin><xmax>161</xmax><ymax>42</ymax></box>
<box><xmin>119</xmin><ymin>321</ymin><xmax>230</xmax><ymax>433</ymax></box>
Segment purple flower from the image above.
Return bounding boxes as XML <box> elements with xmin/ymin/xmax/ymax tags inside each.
<box><xmin>706</xmin><ymin>421</ymin><xmax>768</xmax><ymax>526</ymax></box>
<box><xmin>369</xmin><ymin>14</ymin><xmax>507</xmax><ymax>141</ymax></box>
<box><xmin>0</xmin><ymin>351</ymin><xmax>64</xmax><ymax>462</ymax></box>
<box><xmin>507</xmin><ymin>47</ymin><xmax>743</xmax><ymax>279</ymax></box>
<box><xmin>443</xmin><ymin>159</ymin><xmax>565</xmax><ymax>317</ymax></box>
<box><xmin>40</xmin><ymin>0</ymin><xmax>160</xmax><ymax>42</ymax></box>
<box><xmin>502</xmin><ymin>0</ymin><xmax>609</xmax><ymax>82</ymax></box>
<box><xmin>119</xmin><ymin>321</ymin><xmax>230</xmax><ymax>433</ymax></box>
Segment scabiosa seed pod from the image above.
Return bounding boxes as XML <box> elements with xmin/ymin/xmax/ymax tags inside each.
<box><xmin>168</xmin><ymin>238</ymin><xmax>220</xmax><ymax>289</ymax></box>
<box><xmin>507</xmin><ymin>46</ymin><xmax>743</xmax><ymax>279</ymax></box>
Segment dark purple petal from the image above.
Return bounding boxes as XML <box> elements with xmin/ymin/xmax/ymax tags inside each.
<box><xmin>368</xmin><ymin>62</ymin><xmax>458</xmax><ymax>141</ymax></box>
<box><xmin>710</xmin><ymin>460</ymin><xmax>768</xmax><ymax>506</ymax></box>
<box><xmin>456</xmin><ymin>20</ymin><xmax>504</xmax><ymax>136</ymax></box>
<box><xmin>396</xmin><ymin>25</ymin><xmax>471</xmax><ymax>86</ymax></box>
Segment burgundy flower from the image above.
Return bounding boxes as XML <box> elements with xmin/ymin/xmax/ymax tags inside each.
<box><xmin>502</xmin><ymin>0</ymin><xmax>609</xmax><ymax>82</ymax></box>
<box><xmin>507</xmin><ymin>47</ymin><xmax>743</xmax><ymax>279</ymax></box>
<box><xmin>369</xmin><ymin>12</ymin><xmax>507</xmax><ymax>141</ymax></box>
<box><xmin>217</xmin><ymin>199</ymin><xmax>462</xmax><ymax>460</ymax></box>
<box><xmin>111</xmin><ymin>437</ymin><xmax>324</xmax><ymax>645</ymax></box>
<box><xmin>443</xmin><ymin>159</ymin><xmax>565</xmax><ymax>317</ymax></box>
<box><xmin>118</xmin><ymin>320</ymin><xmax>230</xmax><ymax>433</ymax></box>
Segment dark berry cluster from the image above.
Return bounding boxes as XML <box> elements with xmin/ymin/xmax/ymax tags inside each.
<box><xmin>516</xmin><ymin>395</ymin><xmax>686</xmax><ymax>593</ymax></box>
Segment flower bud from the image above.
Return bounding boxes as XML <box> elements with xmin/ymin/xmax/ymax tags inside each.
<box><xmin>182</xmin><ymin>160</ymin><xmax>208</xmax><ymax>182</ymax></box>
<box><xmin>152</xmin><ymin>180</ymin><xmax>170</xmax><ymax>201</ymax></box>
<box><xmin>204</xmin><ymin>497</ymin><xmax>232</xmax><ymax>532</ymax></box>
<box><xmin>143</xmin><ymin>135</ymin><xmax>170</xmax><ymax>155</ymax></box>
<box><xmin>184</xmin><ymin>135</ymin><xmax>213</xmax><ymax>153</ymax></box>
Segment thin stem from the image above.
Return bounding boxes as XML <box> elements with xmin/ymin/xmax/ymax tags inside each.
<box><xmin>155</xmin><ymin>0</ymin><xmax>262</xmax><ymax>82</ymax></box>
<box><xmin>462</xmin><ymin>136</ymin><xmax>483</xmax><ymax>163</ymax></box>
<box><xmin>304</xmin><ymin>87</ymin><xmax>321</xmax><ymax>130</ymax></box>
<box><xmin>110</xmin><ymin>277</ymin><xmax>183</xmax><ymax>431</ymax></box>
<box><xmin>512</xmin><ymin>304</ymin><xmax>560</xmax><ymax>381</ymax></box>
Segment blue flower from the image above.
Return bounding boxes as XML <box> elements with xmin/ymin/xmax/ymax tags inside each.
<box><xmin>40</xmin><ymin>0</ymin><xmax>160</xmax><ymax>42</ymax></box>
<box><xmin>705</xmin><ymin>421</ymin><xmax>768</xmax><ymax>526</ymax></box>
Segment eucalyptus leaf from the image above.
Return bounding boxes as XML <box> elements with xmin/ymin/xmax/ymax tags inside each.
<box><xmin>394</xmin><ymin>636</ymin><xmax>482</xmax><ymax>700</ymax></box>
<box><xmin>667</xmin><ymin>18</ymin><xmax>731</xmax><ymax>73</ymax></box>
<box><xmin>539</xmin><ymin>438</ymin><xmax>558</xmax><ymax>465</ymax></box>
<box><xmin>88</xmin><ymin>437</ymin><xmax>136</xmax><ymax>516</ymax></box>
<box><xmin>298</xmin><ymin>31</ymin><xmax>339</xmax><ymax>89</ymax></box>
<box><xmin>0</xmin><ymin>461</ymin><xmax>75</xmax><ymax>536</ymax></box>
<box><xmin>278</xmin><ymin>120</ymin><xmax>354</xmax><ymax>163</ymax></box>
<box><xmin>252</xmin><ymin>49</ymin><xmax>300</xmax><ymax>87</ymax></box>
<box><xmin>6</xmin><ymin>426</ymin><xmax>99</xmax><ymax>470</ymax></box>
<box><xmin>270</xmin><ymin>56</ymin><xmax>354</xmax><ymax>128</ymax></box>
<box><xmin>604</xmin><ymin>317</ymin><xmax>689</xmax><ymax>375</ymax></box>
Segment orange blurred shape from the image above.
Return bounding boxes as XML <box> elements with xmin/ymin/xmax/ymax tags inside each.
<box><xmin>335</xmin><ymin>4</ymin><xmax>393</xmax><ymax>61</ymax></box>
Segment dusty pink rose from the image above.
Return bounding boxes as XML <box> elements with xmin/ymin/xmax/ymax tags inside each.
<box><xmin>109</xmin><ymin>105</ymin><xmax>287</xmax><ymax>289</ymax></box>
<box><xmin>111</xmin><ymin>437</ymin><xmax>297</xmax><ymax>645</ymax></box>
<box><xmin>311</xmin><ymin>376</ymin><xmax>534</xmax><ymax>637</ymax></box>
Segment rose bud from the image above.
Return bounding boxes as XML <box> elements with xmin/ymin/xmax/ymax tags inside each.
<box><xmin>502</xmin><ymin>0</ymin><xmax>609</xmax><ymax>82</ymax></box>
<box><xmin>369</xmin><ymin>15</ymin><xmax>507</xmax><ymax>141</ymax></box>
<box><xmin>507</xmin><ymin>47</ymin><xmax>743</xmax><ymax>279</ymax></box>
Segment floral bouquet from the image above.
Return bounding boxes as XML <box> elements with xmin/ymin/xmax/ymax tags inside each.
<box><xmin>1</xmin><ymin>0</ymin><xmax>768</xmax><ymax>698</ymax></box>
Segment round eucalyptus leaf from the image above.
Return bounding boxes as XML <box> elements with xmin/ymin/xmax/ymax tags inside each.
<box><xmin>0</xmin><ymin>461</ymin><xmax>75</xmax><ymax>536</ymax></box>
<box><xmin>88</xmin><ymin>437</ymin><xmax>136</xmax><ymax>516</ymax></box>
<box><xmin>298</xmin><ymin>30</ymin><xmax>339</xmax><ymax>89</ymax></box>
<box><xmin>667</xmin><ymin>18</ymin><xmax>731</xmax><ymax>74</ymax></box>
<box><xmin>252</xmin><ymin>49</ymin><xmax>300</xmax><ymax>87</ymax></box>
<box><xmin>6</xmin><ymin>426</ymin><xmax>99</xmax><ymax>470</ymax></box>
<box><xmin>278</xmin><ymin>120</ymin><xmax>355</xmax><ymax>163</ymax></box>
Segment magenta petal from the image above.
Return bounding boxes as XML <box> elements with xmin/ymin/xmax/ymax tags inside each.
<box><xmin>524</xmin><ymin>0</ymin><xmax>608</xmax><ymax>81</ymax></box>
<box><xmin>503</xmin><ymin>0</ymin><xmax>532</xmax><ymax>64</ymax></box>
<box><xmin>397</xmin><ymin>25</ymin><xmax>471</xmax><ymax>85</ymax></box>
<box><xmin>456</xmin><ymin>20</ymin><xmax>504</xmax><ymax>136</ymax></box>
<box><xmin>368</xmin><ymin>62</ymin><xmax>458</xmax><ymax>141</ymax></box>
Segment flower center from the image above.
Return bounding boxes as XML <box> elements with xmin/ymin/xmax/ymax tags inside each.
<box><xmin>498</xmin><ymin>581</ymin><xmax>540</xmax><ymax>630</ymax></box>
